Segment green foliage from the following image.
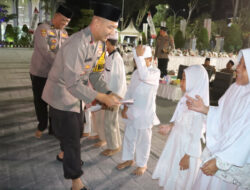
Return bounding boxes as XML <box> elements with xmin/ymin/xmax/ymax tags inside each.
<box><xmin>238</xmin><ymin>7</ymin><xmax>250</xmax><ymax>33</ymax></box>
<box><xmin>185</xmin><ymin>13</ymin><xmax>211</xmax><ymax>39</ymax></box>
<box><xmin>211</xmin><ymin>20</ymin><xmax>227</xmax><ymax>36</ymax></box>
<box><xmin>224</xmin><ymin>24</ymin><xmax>242</xmax><ymax>52</ymax></box>
<box><xmin>19</xmin><ymin>24</ymin><xmax>32</xmax><ymax>46</ymax></box>
<box><xmin>197</xmin><ymin>27</ymin><xmax>209</xmax><ymax>50</ymax></box>
<box><xmin>174</xmin><ymin>30</ymin><xmax>185</xmax><ymax>49</ymax></box>
<box><xmin>13</xmin><ymin>26</ymin><xmax>20</xmax><ymax>44</ymax></box>
<box><xmin>4</xmin><ymin>24</ymin><xmax>14</xmax><ymax>42</ymax></box>
<box><xmin>0</xmin><ymin>4</ymin><xmax>16</xmax><ymax>23</ymax></box>
<box><xmin>152</xmin><ymin>4</ymin><xmax>167</xmax><ymax>27</ymax></box>
<box><xmin>141</xmin><ymin>32</ymin><xmax>147</xmax><ymax>44</ymax></box>
<box><xmin>67</xmin><ymin>9</ymin><xmax>93</xmax><ymax>34</ymax></box>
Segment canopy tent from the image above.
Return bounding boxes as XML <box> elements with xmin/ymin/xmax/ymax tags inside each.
<box><xmin>119</xmin><ymin>20</ymin><xmax>142</xmax><ymax>45</ymax></box>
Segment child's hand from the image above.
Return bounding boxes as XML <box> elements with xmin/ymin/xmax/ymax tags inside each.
<box><xmin>158</xmin><ymin>124</ymin><xmax>173</xmax><ymax>135</ymax></box>
<box><xmin>201</xmin><ymin>158</ymin><xmax>218</xmax><ymax>176</ymax></box>
<box><xmin>121</xmin><ymin>109</ymin><xmax>128</xmax><ymax>119</ymax></box>
<box><xmin>121</xmin><ymin>105</ymin><xmax>128</xmax><ymax>119</ymax></box>
<box><xmin>179</xmin><ymin>154</ymin><xmax>190</xmax><ymax>170</ymax></box>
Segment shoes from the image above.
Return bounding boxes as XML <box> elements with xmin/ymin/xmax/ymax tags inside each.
<box><xmin>56</xmin><ymin>155</ymin><xmax>85</xmax><ymax>166</ymax></box>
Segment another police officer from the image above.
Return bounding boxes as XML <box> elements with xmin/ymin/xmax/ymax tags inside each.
<box><xmin>42</xmin><ymin>3</ymin><xmax>121</xmax><ymax>190</ymax></box>
<box><xmin>30</xmin><ymin>5</ymin><xmax>72</xmax><ymax>138</ymax></box>
<box><xmin>154</xmin><ymin>26</ymin><xmax>175</xmax><ymax>78</ymax></box>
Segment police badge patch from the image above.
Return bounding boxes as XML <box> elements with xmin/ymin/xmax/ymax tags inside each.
<box><xmin>41</xmin><ymin>29</ymin><xmax>47</xmax><ymax>37</ymax></box>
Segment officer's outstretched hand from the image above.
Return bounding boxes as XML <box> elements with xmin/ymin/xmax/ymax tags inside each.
<box><xmin>96</xmin><ymin>92</ymin><xmax>120</xmax><ymax>108</ymax></box>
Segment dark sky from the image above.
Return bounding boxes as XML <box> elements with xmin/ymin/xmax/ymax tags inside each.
<box><xmin>65</xmin><ymin>0</ymin><xmax>234</xmax><ymax>22</ymax></box>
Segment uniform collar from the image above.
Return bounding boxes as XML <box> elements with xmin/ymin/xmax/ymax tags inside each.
<box><xmin>86</xmin><ymin>27</ymin><xmax>95</xmax><ymax>45</ymax></box>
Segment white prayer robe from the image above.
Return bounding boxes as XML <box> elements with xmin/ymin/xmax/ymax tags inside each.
<box><xmin>104</xmin><ymin>51</ymin><xmax>127</xmax><ymax>98</ymax></box>
<box><xmin>153</xmin><ymin>65</ymin><xmax>209</xmax><ymax>190</ymax></box>
<box><xmin>122</xmin><ymin>55</ymin><xmax>160</xmax><ymax>167</ymax></box>
<box><xmin>103</xmin><ymin>51</ymin><xmax>127</xmax><ymax>149</ymax></box>
<box><xmin>193</xmin><ymin>49</ymin><xmax>250</xmax><ymax>190</ymax></box>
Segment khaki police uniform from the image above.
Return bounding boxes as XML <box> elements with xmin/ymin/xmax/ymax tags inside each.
<box><xmin>42</xmin><ymin>26</ymin><xmax>110</xmax><ymax>179</ymax></box>
<box><xmin>30</xmin><ymin>23</ymin><xmax>69</xmax><ymax>133</ymax></box>
<box><xmin>155</xmin><ymin>35</ymin><xmax>174</xmax><ymax>78</ymax></box>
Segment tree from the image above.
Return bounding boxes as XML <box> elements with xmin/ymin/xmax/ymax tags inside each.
<box><xmin>174</xmin><ymin>30</ymin><xmax>185</xmax><ymax>49</ymax></box>
<box><xmin>19</xmin><ymin>24</ymin><xmax>32</xmax><ymax>46</ymax></box>
<box><xmin>4</xmin><ymin>24</ymin><xmax>14</xmax><ymax>42</ymax></box>
<box><xmin>186</xmin><ymin>0</ymin><xmax>199</xmax><ymax>27</ymax></box>
<box><xmin>0</xmin><ymin>3</ymin><xmax>16</xmax><ymax>41</ymax></box>
<box><xmin>224</xmin><ymin>24</ymin><xmax>242</xmax><ymax>52</ymax></box>
<box><xmin>197</xmin><ymin>27</ymin><xmax>209</xmax><ymax>50</ymax></box>
<box><xmin>152</xmin><ymin>4</ymin><xmax>167</xmax><ymax>27</ymax></box>
<box><xmin>232</xmin><ymin>0</ymin><xmax>240</xmax><ymax>22</ymax></box>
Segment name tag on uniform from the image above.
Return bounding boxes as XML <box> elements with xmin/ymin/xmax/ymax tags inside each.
<box><xmin>85</xmin><ymin>58</ymin><xmax>92</xmax><ymax>62</ymax></box>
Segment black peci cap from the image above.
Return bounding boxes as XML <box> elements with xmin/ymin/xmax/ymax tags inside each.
<box><xmin>94</xmin><ymin>2</ymin><xmax>121</xmax><ymax>22</ymax></box>
<box><xmin>56</xmin><ymin>5</ymin><xmax>73</xmax><ymax>19</ymax></box>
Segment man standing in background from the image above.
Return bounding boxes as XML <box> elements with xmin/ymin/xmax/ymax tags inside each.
<box><xmin>154</xmin><ymin>26</ymin><xmax>175</xmax><ymax>78</ymax></box>
<box><xmin>30</xmin><ymin>4</ymin><xmax>72</xmax><ymax>138</ymax></box>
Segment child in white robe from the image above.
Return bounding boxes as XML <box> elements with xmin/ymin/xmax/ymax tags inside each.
<box><xmin>116</xmin><ymin>45</ymin><xmax>160</xmax><ymax>175</ymax></box>
<box><xmin>152</xmin><ymin>64</ymin><xmax>209</xmax><ymax>190</ymax></box>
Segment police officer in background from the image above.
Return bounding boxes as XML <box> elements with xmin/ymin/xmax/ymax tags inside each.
<box><xmin>42</xmin><ymin>3</ymin><xmax>121</xmax><ymax>190</ymax></box>
<box><xmin>30</xmin><ymin>5</ymin><xmax>72</xmax><ymax>138</ymax></box>
<box><xmin>154</xmin><ymin>26</ymin><xmax>175</xmax><ymax>78</ymax></box>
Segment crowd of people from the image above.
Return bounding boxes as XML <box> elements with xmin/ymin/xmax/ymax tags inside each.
<box><xmin>29</xmin><ymin>2</ymin><xmax>250</xmax><ymax>190</ymax></box>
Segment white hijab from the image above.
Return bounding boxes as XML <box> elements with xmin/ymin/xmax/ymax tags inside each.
<box><xmin>206</xmin><ymin>48</ymin><xmax>250</xmax><ymax>166</ymax></box>
<box><xmin>170</xmin><ymin>65</ymin><xmax>209</xmax><ymax>122</ymax></box>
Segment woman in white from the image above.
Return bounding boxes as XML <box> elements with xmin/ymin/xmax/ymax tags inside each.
<box><xmin>187</xmin><ymin>48</ymin><xmax>250</xmax><ymax>190</ymax></box>
<box><xmin>116</xmin><ymin>45</ymin><xmax>160</xmax><ymax>176</ymax></box>
<box><xmin>152</xmin><ymin>65</ymin><xmax>209</xmax><ymax>190</ymax></box>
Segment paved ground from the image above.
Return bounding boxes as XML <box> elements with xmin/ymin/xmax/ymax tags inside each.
<box><xmin>0</xmin><ymin>48</ymin><xmax>177</xmax><ymax>190</ymax></box>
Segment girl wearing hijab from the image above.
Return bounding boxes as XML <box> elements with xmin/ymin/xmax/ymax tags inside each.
<box><xmin>152</xmin><ymin>65</ymin><xmax>209</xmax><ymax>190</ymax></box>
<box><xmin>187</xmin><ymin>48</ymin><xmax>250</xmax><ymax>189</ymax></box>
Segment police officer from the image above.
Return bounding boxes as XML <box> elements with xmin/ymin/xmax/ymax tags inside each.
<box><xmin>154</xmin><ymin>26</ymin><xmax>175</xmax><ymax>78</ymax></box>
<box><xmin>42</xmin><ymin>3</ymin><xmax>121</xmax><ymax>190</ymax></box>
<box><xmin>30</xmin><ymin>5</ymin><xmax>72</xmax><ymax>138</ymax></box>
